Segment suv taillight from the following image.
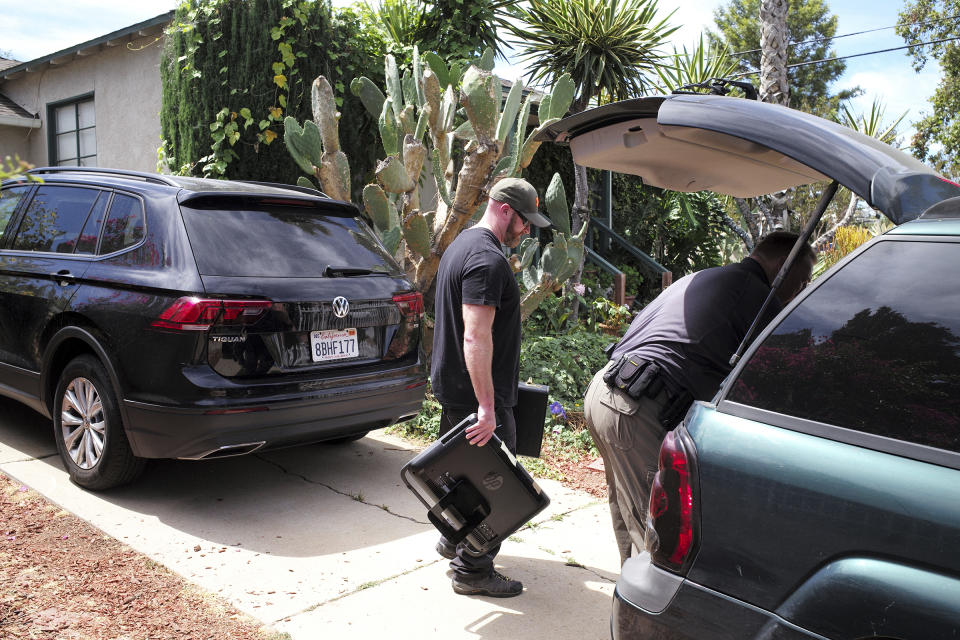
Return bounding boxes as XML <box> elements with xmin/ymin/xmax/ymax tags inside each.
<box><xmin>393</xmin><ymin>292</ymin><xmax>424</xmax><ymax>319</ymax></box>
<box><xmin>152</xmin><ymin>297</ymin><xmax>271</xmax><ymax>331</ymax></box>
<box><xmin>385</xmin><ymin>292</ymin><xmax>423</xmax><ymax>359</ymax></box>
<box><xmin>646</xmin><ymin>429</ymin><xmax>698</xmax><ymax>573</ymax></box>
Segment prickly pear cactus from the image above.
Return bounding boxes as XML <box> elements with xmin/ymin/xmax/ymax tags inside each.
<box><xmin>515</xmin><ymin>173</ymin><xmax>588</xmax><ymax>320</ymax></box>
<box><xmin>284</xmin><ymin>46</ymin><xmax>578</xmax><ymax>310</ymax></box>
<box><xmin>283</xmin><ymin>77</ymin><xmax>351</xmax><ymax>202</ymax></box>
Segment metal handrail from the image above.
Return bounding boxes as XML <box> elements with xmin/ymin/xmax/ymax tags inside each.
<box><xmin>585</xmin><ymin>247</ymin><xmax>627</xmax><ymax>305</ymax></box>
<box><xmin>589</xmin><ymin>217</ymin><xmax>669</xmax><ymax>275</ymax></box>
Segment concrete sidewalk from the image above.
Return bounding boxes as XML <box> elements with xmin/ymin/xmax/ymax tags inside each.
<box><xmin>0</xmin><ymin>396</ymin><xmax>620</xmax><ymax>639</ymax></box>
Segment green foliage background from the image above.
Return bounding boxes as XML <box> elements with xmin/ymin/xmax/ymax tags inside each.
<box><xmin>160</xmin><ymin>0</ymin><xmax>385</xmax><ymax>197</ymax></box>
<box><xmin>897</xmin><ymin>0</ymin><xmax>960</xmax><ymax>178</ymax></box>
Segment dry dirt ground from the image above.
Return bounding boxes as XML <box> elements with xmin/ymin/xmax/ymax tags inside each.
<box><xmin>0</xmin><ymin>441</ymin><xmax>607</xmax><ymax>639</ymax></box>
<box><xmin>0</xmin><ymin>472</ymin><xmax>289</xmax><ymax>640</ymax></box>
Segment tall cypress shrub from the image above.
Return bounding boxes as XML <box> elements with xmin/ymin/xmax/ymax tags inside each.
<box><xmin>160</xmin><ymin>0</ymin><xmax>385</xmax><ymax>197</ymax></box>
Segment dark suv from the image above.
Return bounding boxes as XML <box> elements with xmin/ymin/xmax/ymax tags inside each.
<box><xmin>0</xmin><ymin>167</ymin><xmax>426</xmax><ymax>490</ymax></box>
<box><xmin>542</xmin><ymin>94</ymin><xmax>960</xmax><ymax>638</ymax></box>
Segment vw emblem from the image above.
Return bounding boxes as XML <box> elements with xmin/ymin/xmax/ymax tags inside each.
<box><xmin>332</xmin><ymin>296</ymin><xmax>350</xmax><ymax>318</ymax></box>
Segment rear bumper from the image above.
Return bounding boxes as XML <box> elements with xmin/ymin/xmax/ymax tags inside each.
<box><xmin>612</xmin><ymin>553</ymin><xmax>823</xmax><ymax>640</ymax></box>
<box><xmin>121</xmin><ymin>366</ymin><xmax>426</xmax><ymax>459</ymax></box>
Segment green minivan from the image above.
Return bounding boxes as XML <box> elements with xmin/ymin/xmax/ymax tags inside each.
<box><xmin>541</xmin><ymin>93</ymin><xmax>960</xmax><ymax>639</ymax></box>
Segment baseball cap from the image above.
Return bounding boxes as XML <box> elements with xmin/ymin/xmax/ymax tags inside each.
<box><xmin>488</xmin><ymin>178</ymin><xmax>552</xmax><ymax>228</ymax></box>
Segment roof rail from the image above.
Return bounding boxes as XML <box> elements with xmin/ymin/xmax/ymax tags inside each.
<box><xmin>26</xmin><ymin>166</ymin><xmax>181</xmax><ymax>187</ymax></box>
<box><xmin>237</xmin><ymin>180</ymin><xmax>330</xmax><ymax>198</ymax></box>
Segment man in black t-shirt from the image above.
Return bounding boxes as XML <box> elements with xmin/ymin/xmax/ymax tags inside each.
<box><xmin>431</xmin><ymin>177</ymin><xmax>551</xmax><ymax>598</ymax></box>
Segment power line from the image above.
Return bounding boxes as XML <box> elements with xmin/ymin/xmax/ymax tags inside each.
<box><xmin>720</xmin><ymin>12</ymin><xmax>960</xmax><ymax>59</ymax></box>
<box><xmin>733</xmin><ymin>34</ymin><xmax>960</xmax><ymax>78</ymax></box>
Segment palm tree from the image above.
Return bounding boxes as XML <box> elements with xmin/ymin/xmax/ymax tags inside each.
<box><xmin>507</xmin><ymin>0</ymin><xmax>677</xmax><ymax>302</ymax></box>
<box><xmin>759</xmin><ymin>0</ymin><xmax>789</xmax><ymax>106</ymax></box>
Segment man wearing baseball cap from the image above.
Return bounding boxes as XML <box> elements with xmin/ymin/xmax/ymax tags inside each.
<box><xmin>430</xmin><ymin>177</ymin><xmax>552</xmax><ymax>597</ymax></box>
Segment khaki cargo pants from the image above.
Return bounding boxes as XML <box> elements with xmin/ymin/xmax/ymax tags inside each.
<box><xmin>584</xmin><ymin>364</ymin><xmax>668</xmax><ymax>566</ymax></box>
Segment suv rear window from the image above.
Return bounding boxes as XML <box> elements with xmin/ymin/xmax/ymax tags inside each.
<box><xmin>180</xmin><ymin>203</ymin><xmax>401</xmax><ymax>277</ymax></box>
<box><xmin>728</xmin><ymin>240</ymin><xmax>960</xmax><ymax>453</ymax></box>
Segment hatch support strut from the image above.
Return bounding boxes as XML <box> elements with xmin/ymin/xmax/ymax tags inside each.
<box><xmin>729</xmin><ymin>180</ymin><xmax>839</xmax><ymax>367</ymax></box>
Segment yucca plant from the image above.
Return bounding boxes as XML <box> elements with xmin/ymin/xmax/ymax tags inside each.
<box><xmin>654</xmin><ymin>34</ymin><xmax>739</xmax><ymax>93</ymax></box>
<box><xmin>363</xmin><ymin>0</ymin><xmax>424</xmax><ymax>45</ymax></box>
<box><xmin>508</xmin><ymin>0</ymin><xmax>677</xmax><ymax>111</ymax></box>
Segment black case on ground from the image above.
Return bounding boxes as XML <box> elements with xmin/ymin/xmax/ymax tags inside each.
<box><xmin>513</xmin><ymin>381</ymin><xmax>549</xmax><ymax>458</ymax></box>
<box><xmin>400</xmin><ymin>414</ymin><xmax>551</xmax><ymax>554</ymax></box>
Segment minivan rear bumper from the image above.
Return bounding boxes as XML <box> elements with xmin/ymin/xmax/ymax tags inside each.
<box><xmin>121</xmin><ymin>367</ymin><xmax>427</xmax><ymax>459</ymax></box>
<box><xmin>613</xmin><ymin>553</ymin><xmax>822</xmax><ymax>640</ymax></box>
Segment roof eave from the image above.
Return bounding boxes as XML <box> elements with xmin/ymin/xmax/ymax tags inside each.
<box><xmin>0</xmin><ymin>114</ymin><xmax>41</xmax><ymax>128</ymax></box>
<box><xmin>0</xmin><ymin>11</ymin><xmax>174</xmax><ymax>81</ymax></box>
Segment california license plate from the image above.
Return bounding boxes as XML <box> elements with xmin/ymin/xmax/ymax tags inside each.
<box><xmin>310</xmin><ymin>328</ymin><xmax>358</xmax><ymax>362</ymax></box>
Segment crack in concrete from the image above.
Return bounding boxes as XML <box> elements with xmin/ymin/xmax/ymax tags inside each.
<box><xmin>520</xmin><ymin>501</ymin><xmax>617</xmax><ymax>584</ymax></box>
<box><xmin>576</xmin><ymin>564</ymin><xmax>617</xmax><ymax>584</ymax></box>
<box><xmin>520</xmin><ymin>499</ymin><xmax>602</xmax><ymax>531</ymax></box>
<box><xmin>270</xmin><ymin>558</ymin><xmax>442</xmax><ymax>624</ymax></box>
<box><xmin>255</xmin><ymin>458</ymin><xmax>615</xmax><ymax>622</ymax></box>
<box><xmin>253</xmin><ymin>454</ymin><xmax>429</xmax><ymax>526</ymax></box>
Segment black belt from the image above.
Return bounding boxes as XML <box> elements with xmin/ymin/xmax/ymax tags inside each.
<box><xmin>602</xmin><ymin>355</ymin><xmax>694</xmax><ymax>429</ymax></box>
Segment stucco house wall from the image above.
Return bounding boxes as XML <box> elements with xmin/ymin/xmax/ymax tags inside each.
<box><xmin>0</xmin><ymin>13</ymin><xmax>170</xmax><ymax>173</ymax></box>
<box><xmin>0</xmin><ymin>126</ymin><xmax>32</xmax><ymax>162</ymax></box>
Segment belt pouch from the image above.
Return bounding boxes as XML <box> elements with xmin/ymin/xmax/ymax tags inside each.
<box><xmin>627</xmin><ymin>361</ymin><xmax>662</xmax><ymax>399</ymax></box>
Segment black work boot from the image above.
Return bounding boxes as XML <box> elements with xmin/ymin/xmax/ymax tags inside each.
<box><xmin>435</xmin><ymin>537</ymin><xmax>456</xmax><ymax>560</ymax></box>
<box><xmin>452</xmin><ymin>570</ymin><xmax>523</xmax><ymax>597</ymax></box>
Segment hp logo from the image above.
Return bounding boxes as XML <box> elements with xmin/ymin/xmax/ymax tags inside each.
<box><xmin>332</xmin><ymin>296</ymin><xmax>350</xmax><ymax>318</ymax></box>
<box><xmin>482</xmin><ymin>472</ymin><xmax>504</xmax><ymax>491</ymax></box>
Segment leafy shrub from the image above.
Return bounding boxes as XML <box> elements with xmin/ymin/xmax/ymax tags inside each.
<box><xmin>520</xmin><ymin>329</ymin><xmax>611</xmax><ymax>408</ymax></box>
<box><xmin>592</xmin><ymin>298</ymin><xmax>631</xmax><ymax>333</ymax></box>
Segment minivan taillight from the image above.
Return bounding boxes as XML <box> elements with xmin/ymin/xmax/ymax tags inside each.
<box><xmin>152</xmin><ymin>297</ymin><xmax>271</xmax><ymax>331</ymax></box>
<box><xmin>646</xmin><ymin>429</ymin><xmax>698</xmax><ymax>573</ymax></box>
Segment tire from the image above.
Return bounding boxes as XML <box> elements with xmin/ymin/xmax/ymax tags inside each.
<box><xmin>323</xmin><ymin>431</ymin><xmax>370</xmax><ymax>444</ymax></box>
<box><xmin>53</xmin><ymin>355</ymin><xmax>145</xmax><ymax>490</ymax></box>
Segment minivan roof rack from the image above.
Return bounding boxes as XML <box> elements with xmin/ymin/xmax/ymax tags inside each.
<box><xmin>673</xmin><ymin>77</ymin><xmax>758</xmax><ymax>101</ymax></box>
<box><xmin>237</xmin><ymin>180</ymin><xmax>330</xmax><ymax>198</ymax></box>
<box><xmin>27</xmin><ymin>166</ymin><xmax>181</xmax><ymax>187</ymax></box>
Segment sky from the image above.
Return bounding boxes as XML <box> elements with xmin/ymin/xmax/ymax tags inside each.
<box><xmin>0</xmin><ymin>0</ymin><xmax>941</xmax><ymax>141</ymax></box>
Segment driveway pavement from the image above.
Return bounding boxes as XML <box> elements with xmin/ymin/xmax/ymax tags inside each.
<box><xmin>0</xmin><ymin>396</ymin><xmax>621</xmax><ymax>639</ymax></box>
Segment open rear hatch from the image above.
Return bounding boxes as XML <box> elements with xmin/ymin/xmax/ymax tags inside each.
<box><xmin>537</xmin><ymin>93</ymin><xmax>960</xmax><ymax>223</ymax></box>
<box><xmin>172</xmin><ymin>193</ymin><xmax>421</xmax><ymax>379</ymax></box>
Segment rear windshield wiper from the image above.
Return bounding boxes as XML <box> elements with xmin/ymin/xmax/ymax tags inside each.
<box><xmin>324</xmin><ymin>265</ymin><xmax>390</xmax><ymax>277</ymax></box>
